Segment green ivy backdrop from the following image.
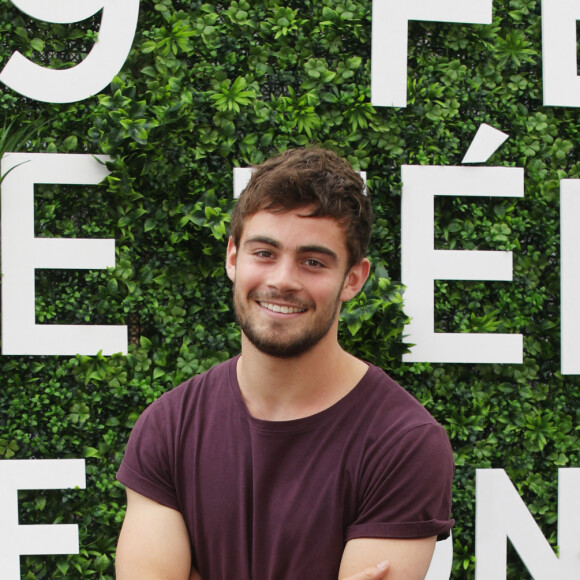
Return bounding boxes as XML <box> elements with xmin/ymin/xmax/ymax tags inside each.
<box><xmin>0</xmin><ymin>0</ymin><xmax>578</xmax><ymax>577</ymax></box>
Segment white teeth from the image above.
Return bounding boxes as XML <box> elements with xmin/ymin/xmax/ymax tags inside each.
<box><xmin>260</xmin><ymin>302</ymin><xmax>305</xmax><ymax>314</ymax></box>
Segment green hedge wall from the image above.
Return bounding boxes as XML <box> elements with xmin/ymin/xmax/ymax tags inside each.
<box><xmin>1</xmin><ymin>0</ymin><xmax>579</xmax><ymax>577</ymax></box>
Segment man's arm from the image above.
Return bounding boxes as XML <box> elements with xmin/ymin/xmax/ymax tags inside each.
<box><xmin>338</xmin><ymin>537</ymin><xmax>436</xmax><ymax>580</ymax></box>
<box><xmin>116</xmin><ymin>488</ymin><xmax>192</xmax><ymax>580</ymax></box>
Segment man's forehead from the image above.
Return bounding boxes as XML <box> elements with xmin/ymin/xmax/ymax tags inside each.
<box><xmin>240</xmin><ymin>210</ymin><xmax>348</xmax><ymax>255</ymax></box>
<box><xmin>242</xmin><ymin>209</ymin><xmax>343</xmax><ymax>234</ymax></box>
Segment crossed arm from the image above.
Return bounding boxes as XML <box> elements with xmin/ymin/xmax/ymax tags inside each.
<box><xmin>116</xmin><ymin>489</ymin><xmax>436</xmax><ymax>580</ymax></box>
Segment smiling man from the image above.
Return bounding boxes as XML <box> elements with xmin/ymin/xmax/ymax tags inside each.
<box><xmin>115</xmin><ymin>147</ymin><xmax>454</xmax><ymax>580</ymax></box>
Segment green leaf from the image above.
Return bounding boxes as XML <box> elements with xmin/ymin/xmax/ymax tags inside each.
<box><xmin>30</xmin><ymin>38</ymin><xmax>44</xmax><ymax>52</ymax></box>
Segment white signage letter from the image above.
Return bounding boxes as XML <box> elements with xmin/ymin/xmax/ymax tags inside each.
<box><xmin>542</xmin><ymin>0</ymin><xmax>580</xmax><ymax>107</ymax></box>
<box><xmin>0</xmin><ymin>0</ymin><xmax>140</xmax><ymax>103</ymax></box>
<box><xmin>0</xmin><ymin>459</ymin><xmax>86</xmax><ymax>580</ymax></box>
<box><xmin>401</xmin><ymin>165</ymin><xmax>523</xmax><ymax>363</ymax></box>
<box><xmin>561</xmin><ymin>179</ymin><xmax>580</xmax><ymax>374</ymax></box>
<box><xmin>1</xmin><ymin>153</ymin><xmax>128</xmax><ymax>356</ymax></box>
<box><xmin>476</xmin><ymin>468</ymin><xmax>580</xmax><ymax>579</ymax></box>
<box><xmin>371</xmin><ymin>0</ymin><xmax>492</xmax><ymax>107</ymax></box>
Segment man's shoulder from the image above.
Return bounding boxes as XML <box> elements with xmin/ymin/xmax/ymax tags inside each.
<box><xmin>360</xmin><ymin>363</ymin><xmax>421</xmax><ymax>404</ymax></box>
<box><xmin>147</xmin><ymin>355</ymin><xmax>238</xmax><ymax>411</ymax></box>
<box><xmin>359</xmin><ymin>363</ymin><xmax>444</xmax><ymax>433</ymax></box>
<box><xmin>355</xmin><ymin>365</ymin><xmax>453</xmax><ymax>478</ymax></box>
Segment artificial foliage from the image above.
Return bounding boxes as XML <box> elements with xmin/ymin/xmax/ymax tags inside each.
<box><xmin>0</xmin><ymin>0</ymin><xmax>578</xmax><ymax>577</ymax></box>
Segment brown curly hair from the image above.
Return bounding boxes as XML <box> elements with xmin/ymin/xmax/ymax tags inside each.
<box><xmin>230</xmin><ymin>147</ymin><xmax>373</xmax><ymax>268</ymax></box>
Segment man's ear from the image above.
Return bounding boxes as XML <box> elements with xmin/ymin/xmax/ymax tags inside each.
<box><xmin>226</xmin><ymin>236</ymin><xmax>237</xmax><ymax>282</ymax></box>
<box><xmin>340</xmin><ymin>258</ymin><xmax>371</xmax><ymax>302</ymax></box>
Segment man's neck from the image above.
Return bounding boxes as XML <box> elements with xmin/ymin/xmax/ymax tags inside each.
<box><xmin>236</xmin><ymin>335</ymin><xmax>368</xmax><ymax>421</ymax></box>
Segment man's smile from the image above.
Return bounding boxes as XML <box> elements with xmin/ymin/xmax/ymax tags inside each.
<box><xmin>258</xmin><ymin>301</ymin><xmax>307</xmax><ymax>314</ymax></box>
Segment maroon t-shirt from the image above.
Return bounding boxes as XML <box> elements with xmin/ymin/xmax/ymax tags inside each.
<box><xmin>117</xmin><ymin>356</ymin><xmax>454</xmax><ymax>579</ymax></box>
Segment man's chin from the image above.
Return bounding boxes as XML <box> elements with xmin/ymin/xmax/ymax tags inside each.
<box><xmin>242</xmin><ymin>328</ymin><xmax>321</xmax><ymax>359</ymax></box>
<box><xmin>249</xmin><ymin>339</ymin><xmax>314</xmax><ymax>359</ymax></box>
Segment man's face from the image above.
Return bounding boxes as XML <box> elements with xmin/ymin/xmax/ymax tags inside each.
<box><xmin>226</xmin><ymin>209</ymin><xmax>369</xmax><ymax>358</ymax></box>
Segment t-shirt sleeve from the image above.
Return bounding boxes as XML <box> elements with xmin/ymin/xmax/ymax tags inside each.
<box><xmin>116</xmin><ymin>395</ymin><xmax>181</xmax><ymax>511</ymax></box>
<box><xmin>346</xmin><ymin>422</ymin><xmax>454</xmax><ymax>542</ymax></box>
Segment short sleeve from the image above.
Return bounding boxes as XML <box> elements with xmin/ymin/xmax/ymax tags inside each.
<box><xmin>346</xmin><ymin>422</ymin><xmax>454</xmax><ymax>542</ymax></box>
<box><xmin>116</xmin><ymin>395</ymin><xmax>180</xmax><ymax>511</ymax></box>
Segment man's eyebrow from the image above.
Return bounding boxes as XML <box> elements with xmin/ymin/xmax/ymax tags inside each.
<box><xmin>298</xmin><ymin>245</ymin><xmax>338</xmax><ymax>263</ymax></box>
<box><xmin>243</xmin><ymin>235</ymin><xmax>281</xmax><ymax>248</ymax></box>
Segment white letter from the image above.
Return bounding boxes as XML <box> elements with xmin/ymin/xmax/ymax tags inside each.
<box><xmin>462</xmin><ymin>124</ymin><xmax>509</xmax><ymax>164</ymax></box>
<box><xmin>0</xmin><ymin>459</ymin><xmax>86</xmax><ymax>580</ymax></box>
<box><xmin>401</xmin><ymin>166</ymin><xmax>523</xmax><ymax>364</ymax></box>
<box><xmin>0</xmin><ymin>0</ymin><xmax>140</xmax><ymax>103</ymax></box>
<box><xmin>233</xmin><ymin>167</ymin><xmax>254</xmax><ymax>199</ymax></box>
<box><xmin>561</xmin><ymin>179</ymin><xmax>580</xmax><ymax>374</ymax></box>
<box><xmin>371</xmin><ymin>0</ymin><xmax>492</xmax><ymax>107</ymax></box>
<box><xmin>1</xmin><ymin>153</ymin><xmax>128</xmax><ymax>356</ymax></box>
<box><xmin>542</xmin><ymin>0</ymin><xmax>580</xmax><ymax>107</ymax></box>
<box><xmin>475</xmin><ymin>468</ymin><xmax>580</xmax><ymax>579</ymax></box>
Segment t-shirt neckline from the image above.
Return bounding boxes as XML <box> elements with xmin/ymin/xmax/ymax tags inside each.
<box><xmin>226</xmin><ymin>354</ymin><xmax>380</xmax><ymax>433</ymax></box>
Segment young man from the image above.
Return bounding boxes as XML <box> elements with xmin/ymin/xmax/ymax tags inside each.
<box><xmin>115</xmin><ymin>148</ymin><xmax>454</xmax><ymax>580</ymax></box>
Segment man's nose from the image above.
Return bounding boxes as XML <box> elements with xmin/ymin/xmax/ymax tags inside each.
<box><xmin>267</xmin><ymin>257</ymin><xmax>303</xmax><ymax>292</ymax></box>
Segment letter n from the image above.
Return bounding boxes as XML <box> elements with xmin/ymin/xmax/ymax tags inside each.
<box><xmin>475</xmin><ymin>469</ymin><xmax>580</xmax><ymax>579</ymax></box>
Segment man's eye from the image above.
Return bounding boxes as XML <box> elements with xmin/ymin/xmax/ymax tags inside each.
<box><xmin>255</xmin><ymin>250</ymin><xmax>273</xmax><ymax>258</ymax></box>
<box><xmin>305</xmin><ymin>259</ymin><xmax>324</xmax><ymax>268</ymax></box>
